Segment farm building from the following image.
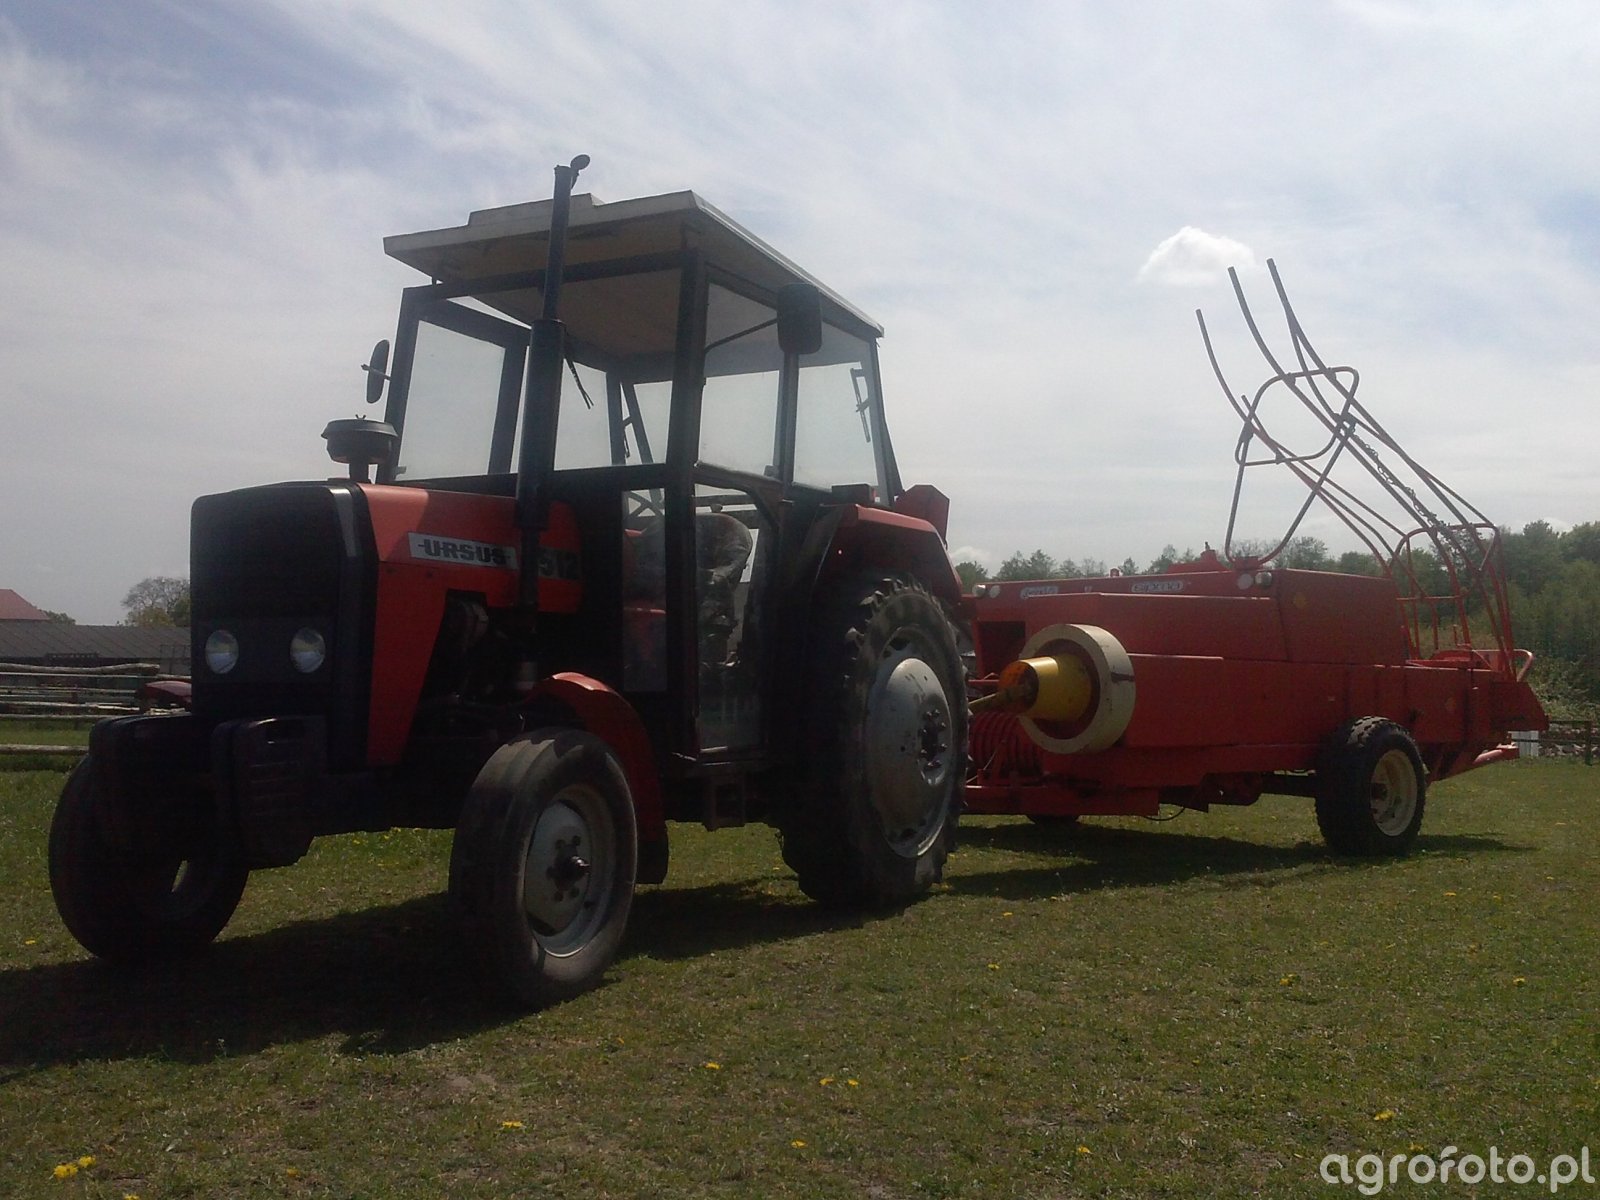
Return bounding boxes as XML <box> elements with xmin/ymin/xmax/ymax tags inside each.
<box><xmin>0</xmin><ymin>589</ymin><xmax>187</xmax><ymax>673</ymax></box>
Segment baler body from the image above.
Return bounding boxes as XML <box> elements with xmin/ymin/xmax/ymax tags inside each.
<box><xmin>965</xmin><ymin>559</ymin><xmax>1547</xmax><ymax>819</ymax></box>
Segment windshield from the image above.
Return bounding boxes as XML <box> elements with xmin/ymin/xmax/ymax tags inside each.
<box><xmin>390</xmin><ymin>267</ymin><xmax>680</xmax><ymax>481</ymax></box>
<box><xmin>794</xmin><ymin>323</ymin><xmax>886</xmax><ymax>497</ymax></box>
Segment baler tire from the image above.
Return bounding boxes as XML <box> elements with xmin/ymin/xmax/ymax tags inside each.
<box><xmin>48</xmin><ymin>756</ymin><xmax>248</xmax><ymax>963</ymax></box>
<box><xmin>1314</xmin><ymin>718</ymin><xmax>1427</xmax><ymax>856</ymax></box>
<box><xmin>449</xmin><ymin>730</ymin><xmax>637</xmax><ymax>1008</ymax></box>
<box><xmin>777</xmin><ymin>575</ymin><xmax>966</xmax><ymax>910</ymax></box>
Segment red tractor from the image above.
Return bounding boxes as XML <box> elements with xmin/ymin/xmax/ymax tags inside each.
<box><xmin>963</xmin><ymin>263</ymin><xmax>1548</xmax><ymax>850</ymax></box>
<box><xmin>49</xmin><ymin>158</ymin><xmax>967</xmax><ymax>1005</ymax></box>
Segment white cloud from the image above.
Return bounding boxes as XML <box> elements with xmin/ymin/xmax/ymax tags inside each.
<box><xmin>1139</xmin><ymin>227</ymin><xmax>1259</xmax><ymax>288</ymax></box>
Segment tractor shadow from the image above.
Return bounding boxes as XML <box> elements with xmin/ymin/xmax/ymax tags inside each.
<box><xmin>0</xmin><ymin>877</ymin><xmax>862</xmax><ymax>1076</ymax></box>
<box><xmin>0</xmin><ymin>894</ymin><xmax>496</xmax><ymax>1075</ymax></box>
<box><xmin>623</xmin><ymin>877</ymin><xmax>868</xmax><ymax>961</ymax></box>
<box><xmin>945</xmin><ymin>818</ymin><xmax>1527</xmax><ymax>901</ymax></box>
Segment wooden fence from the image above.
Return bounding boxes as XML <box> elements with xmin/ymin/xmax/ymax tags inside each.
<box><xmin>1537</xmin><ymin>720</ymin><xmax>1598</xmax><ymax>765</ymax></box>
<box><xmin>0</xmin><ymin>662</ymin><xmax>176</xmax><ymax>759</ymax></box>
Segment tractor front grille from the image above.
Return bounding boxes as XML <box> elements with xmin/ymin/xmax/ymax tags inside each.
<box><xmin>190</xmin><ymin>483</ymin><xmax>376</xmax><ymax>770</ymax></box>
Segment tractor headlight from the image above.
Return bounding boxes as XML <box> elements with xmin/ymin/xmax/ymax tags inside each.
<box><xmin>205</xmin><ymin>629</ymin><xmax>240</xmax><ymax>675</ymax></box>
<box><xmin>289</xmin><ymin>627</ymin><xmax>327</xmax><ymax>674</ymax></box>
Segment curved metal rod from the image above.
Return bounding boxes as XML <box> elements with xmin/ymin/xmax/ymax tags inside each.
<box><xmin>1196</xmin><ymin>259</ymin><xmax>1516</xmax><ymax>665</ymax></box>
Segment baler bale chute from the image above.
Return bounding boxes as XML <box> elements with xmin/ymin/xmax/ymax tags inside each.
<box><xmin>964</xmin><ymin>262</ymin><xmax>1547</xmax><ymax>855</ymax></box>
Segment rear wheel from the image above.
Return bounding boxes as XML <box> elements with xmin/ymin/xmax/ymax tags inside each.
<box><xmin>49</xmin><ymin>756</ymin><xmax>248</xmax><ymax>962</ymax></box>
<box><xmin>777</xmin><ymin>575</ymin><xmax>966</xmax><ymax>909</ymax></box>
<box><xmin>1314</xmin><ymin>718</ymin><xmax>1426</xmax><ymax>856</ymax></box>
<box><xmin>450</xmin><ymin>730</ymin><xmax>637</xmax><ymax>1007</ymax></box>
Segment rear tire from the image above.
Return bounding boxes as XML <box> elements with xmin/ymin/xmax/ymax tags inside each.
<box><xmin>49</xmin><ymin>756</ymin><xmax>248</xmax><ymax>963</ymax></box>
<box><xmin>777</xmin><ymin>575</ymin><xmax>966</xmax><ymax>909</ymax></box>
<box><xmin>450</xmin><ymin>730</ymin><xmax>638</xmax><ymax>1007</ymax></box>
<box><xmin>1314</xmin><ymin>718</ymin><xmax>1426</xmax><ymax>856</ymax></box>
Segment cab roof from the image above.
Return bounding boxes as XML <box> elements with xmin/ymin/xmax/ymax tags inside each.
<box><xmin>383</xmin><ymin>190</ymin><xmax>882</xmax><ymax>336</ymax></box>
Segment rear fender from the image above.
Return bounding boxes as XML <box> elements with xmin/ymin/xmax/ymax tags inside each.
<box><xmin>818</xmin><ymin>505</ymin><xmax>962</xmax><ymax>606</ymax></box>
<box><xmin>532</xmin><ymin>672</ymin><xmax>668</xmax><ymax>884</ymax></box>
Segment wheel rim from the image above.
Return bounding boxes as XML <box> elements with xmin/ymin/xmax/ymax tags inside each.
<box><xmin>521</xmin><ymin>784</ymin><xmax>616</xmax><ymax>956</ymax></box>
<box><xmin>1369</xmin><ymin>748</ymin><xmax>1419</xmax><ymax>835</ymax></box>
<box><xmin>863</xmin><ymin>637</ymin><xmax>955</xmax><ymax>857</ymax></box>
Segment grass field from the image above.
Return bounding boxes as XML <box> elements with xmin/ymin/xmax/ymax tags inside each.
<box><xmin>1</xmin><ymin>761</ymin><xmax>1596</xmax><ymax>1198</ymax></box>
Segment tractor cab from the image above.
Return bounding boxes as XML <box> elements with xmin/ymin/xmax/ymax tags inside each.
<box><xmin>368</xmin><ymin>188</ymin><xmax>948</xmax><ymax>795</ymax></box>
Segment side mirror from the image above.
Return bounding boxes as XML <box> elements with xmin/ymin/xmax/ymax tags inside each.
<box><xmin>362</xmin><ymin>339</ymin><xmax>391</xmax><ymax>406</ymax></box>
<box><xmin>776</xmin><ymin>284</ymin><xmax>823</xmax><ymax>357</ymax></box>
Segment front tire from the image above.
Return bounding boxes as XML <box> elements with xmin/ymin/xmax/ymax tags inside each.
<box><xmin>450</xmin><ymin>730</ymin><xmax>638</xmax><ymax>1007</ymax></box>
<box><xmin>49</xmin><ymin>756</ymin><xmax>248</xmax><ymax>963</ymax></box>
<box><xmin>778</xmin><ymin>575</ymin><xmax>967</xmax><ymax>909</ymax></box>
<box><xmin>1314</xmin><ymin>718</ymin><xmax>1426</xmax><ymax>856</ymax></box>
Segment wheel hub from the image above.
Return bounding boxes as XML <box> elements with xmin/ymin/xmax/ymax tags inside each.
<box><xmin>523</xmin><ymin>799</ymin><xmax>596</xmax><ymax>936</ymax></box>
<box><xmin>864</xmin><ymin>649</ymin><xmax>954</xmax><ymax>856</ymax></box>
<box><xmin>1369</xmin><ymin>748</ymin><xmax>1419</xmax><ymax>836</ymax></box>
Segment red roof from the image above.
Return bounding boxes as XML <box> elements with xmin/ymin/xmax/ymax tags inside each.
<box><xmin>0</xmin><ymin>589</ymin><xmax>50</xmax><ymax>621</ymax></box>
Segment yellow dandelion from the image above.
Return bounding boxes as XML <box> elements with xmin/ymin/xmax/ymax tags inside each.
<box><xmin>791</xmin><ymin>1140</ymin><xmax>807</xmax><ymax>1149</ymax></box>
<box><xmin>285</xmin><ymin>1168</ymin><xmax>300</xmax><ymax>1178</ymax></box>
<box><xmin>1513</xmin><ymin>976</ymin><xmax>1527</xmax><ymax>986</ymax></box>
<box><xmin>1373</xmin><ymin>1109</ymin><xmax>1395</xmax><ymax>1122</ymax></box>
<box><xmin>819</xmin><ymin>1076</ymin><xmax>834</xmax><ymax>1086</ymax></box>
<box><xmin>703</xmin><ymin>1061</ymin><xmax>721</xmax><ymax>1071</ymax></box>
<box><xmin>1076</xmin><ymin>1145</ymin><xmax>1092</xmax><ymax>1155</ymax></box>
<box><xmin>124</xmin><ymin>1194</ymin><xmax>141</xmax><ymax>1200</ymax></box>
<box><xmin>77</xmin><ymin>1156</ymin><xmax>95</xmax><ymax>1168</ymax></box>
<box><xmin>501</xmin><ymin>1120</ymin><xmax>525</xmax><ymax>1130</ymax></box>
<box><xmin>1443</xmin><ymin>891</ymin><xmax>1457</xmax><ymax>897</ymax></box>
<box><xmin>1002</xmin><ymin>911</ymin><xmax>1014</xmax><ymax>918</ymax></box>
<box><xmin>846</xmin><ymin>1079</ymin><xmax>859</xmax><ymax>1087</ymax></box>
<box><xmin>987</xmin><ymin>962</ymin><xmax>1000</xmax><ymax>971</ymax></box>
<box><xmin>53</xmin><ymin>1164</ymin><xmax>78</xmax><ymax>1179</ymax></box>
<box><xmin>23</xmin><ymin>938</ymin><xmax>36</xmax><ymax>946</ymax></box>
<box><xmin>1409</xmin><ymin>1143</ymin><xmax>1425</xmax><ymax>1153</ymax></box>
<box><xmin>1278</xmin><ymin>974</ymin><xmax>1296</xmax><ymax>986</ymax></box>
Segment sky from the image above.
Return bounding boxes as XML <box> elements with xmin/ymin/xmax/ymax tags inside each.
<box><xmin>2</xmin><ymin>0</ymin><xmax>1597</xmax><ymax>623</ymax></box>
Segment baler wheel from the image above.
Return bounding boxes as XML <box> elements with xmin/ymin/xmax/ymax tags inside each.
<box><xmin>777</xmin><ymin>575</ymin><xmax>966</xmax><ymax>909</ymax></box>
<box><xmin>450</xmin><ymin>730</ymin><xmax>637</xmax><ymax>1007</ymax></box>
<box><xmin>1314</xmin><ymin>718</ymin><xmax>1427</xmax><ymax>856</ymax></box>
<box><xmin>49</xmin><ymin>756</ymin><xmax>248</xmax><ymax>962</ymax></box>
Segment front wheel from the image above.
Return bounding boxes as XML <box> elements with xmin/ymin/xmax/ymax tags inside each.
<box><xmin>1314</xmin><ymin>718</ymin><xmax>1426</xmax><ymax>856</ymax></box>
<box><xmin>49</xmin><ymin>756</ymin><xmax>248</xmax><ymax>963</ymax></box>
<box><xmin>449</xmin><ymin>730</ymin><xmax>638</xmax><ymax>1007</ymax></box>
<box><xmin>777</xmin><ymin>575</ymin><xmax>967</xmax><ymax>909</ymax></box>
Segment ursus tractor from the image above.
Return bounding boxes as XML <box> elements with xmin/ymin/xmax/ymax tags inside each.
<box><xmin>49</xmin><ymin>158</ymin><xmax>967</xmax><ymax>1005</ymax></box>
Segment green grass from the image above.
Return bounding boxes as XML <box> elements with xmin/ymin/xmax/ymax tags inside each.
<box><xmin>2</xmin><ymin>762</ymin><xmax>1597</xmax><ymax>1198</ymax></box>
